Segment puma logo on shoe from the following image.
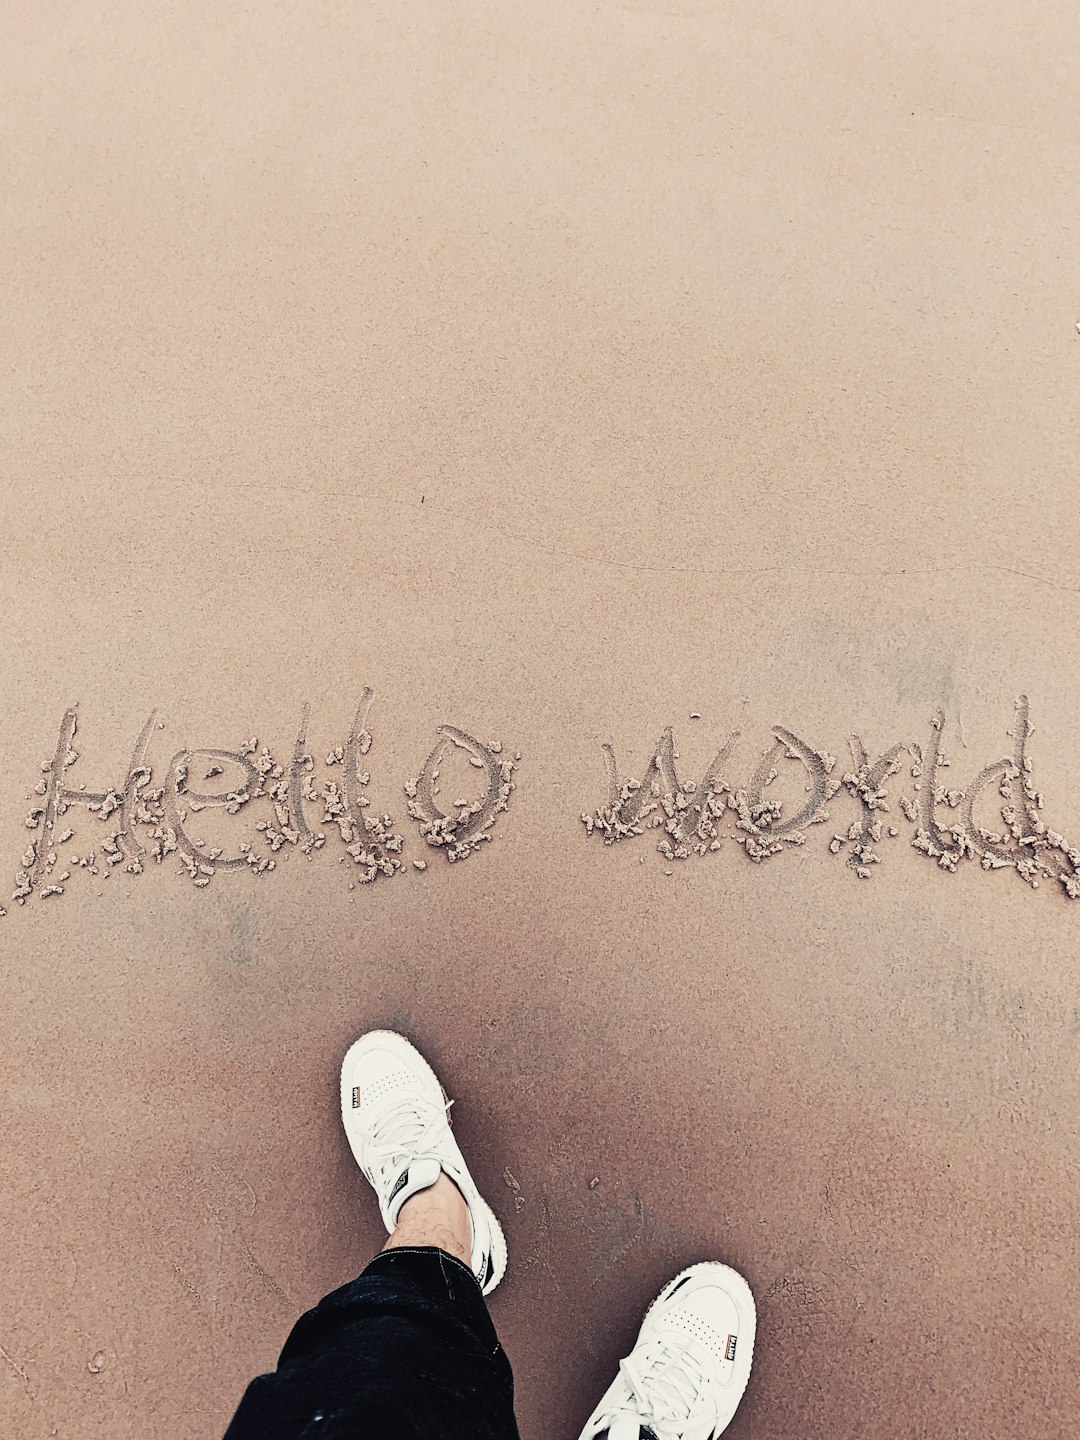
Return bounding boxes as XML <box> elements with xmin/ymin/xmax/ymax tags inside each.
<box><xmin>388</xmin><ymin>1170</ymin><xmax>410</xmax><ymax>1203</ymax></box>
<box><xmin>726</xmin><ymin>1335</ymin><xmax>738</xmax><ymax>1361</ymax></box>
<box><xmin>351</xmin><ymin>1086</ymin><xmax>361</xmax><ymax>1109</ymax></box>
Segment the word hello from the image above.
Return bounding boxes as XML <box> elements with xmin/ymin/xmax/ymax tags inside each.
<box><xmin>7</xmin><ymin>690</ymin><xmax>518</xmax><ymax>912</ymax></box>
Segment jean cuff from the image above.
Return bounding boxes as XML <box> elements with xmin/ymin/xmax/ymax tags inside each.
<box><xmin>361</xmin><ymin>1245</ymin><xmax>483</xmax><ymax>1302</ymax></box>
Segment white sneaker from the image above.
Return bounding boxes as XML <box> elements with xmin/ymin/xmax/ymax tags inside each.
<box><xmin>339</xmin><ymin>1029</ymin><xmax>507</xmax><ymax>1295</ymax></box>
<box><xmin>578</xmin><ymin>1263</ymin><xmax>756</xmax><ymax>1440</ymax></box>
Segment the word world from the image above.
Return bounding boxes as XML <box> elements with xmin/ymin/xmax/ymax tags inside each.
<box><xmin>583</xmin><ymin>695</ymin><xmax>1079</xmax><ymax>901</ymax></box>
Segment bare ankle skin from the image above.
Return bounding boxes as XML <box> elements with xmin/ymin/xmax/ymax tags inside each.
<box><xmin>382</xmin><ymin>1172</ymin><xmax>472</xmax><ymax>1266</ymax></box>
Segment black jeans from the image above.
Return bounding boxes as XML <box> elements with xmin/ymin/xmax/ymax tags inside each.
<box><xmin>223</xmin><ymin>1247</ymin><xmax>520</xmax><ymax>1439</ymax></box>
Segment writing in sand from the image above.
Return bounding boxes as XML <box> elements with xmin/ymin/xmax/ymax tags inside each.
<box><xmin>5</xmin><ymin>692</ymin><xmax>1077</xmax><ymax>915</ymax></box>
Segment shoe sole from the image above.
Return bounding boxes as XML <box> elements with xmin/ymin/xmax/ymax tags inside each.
<box><xmin>340</xmin><ymin>1029</ymin><xmax>508</xmax><ymax>1295</ymax></box>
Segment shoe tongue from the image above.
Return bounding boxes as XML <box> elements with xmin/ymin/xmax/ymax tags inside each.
<box><xmin>386</xmin><ymin>1156</ymin><xmax>441</xmax><ymax>1225</ymax></box>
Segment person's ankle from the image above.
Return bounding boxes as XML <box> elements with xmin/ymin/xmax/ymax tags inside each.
<box><xmin>382</xmin><ymin>1172</ymin><xmax>473</xmax><ymax>1265</ymax></box>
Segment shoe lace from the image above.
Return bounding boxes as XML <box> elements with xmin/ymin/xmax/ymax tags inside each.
<box><xmin>616</xmin><ymin>1334</ymin><xmax>714</xmax><ymax>1432</ymax></box>
<box><xmin>365</xmin><ymin>1095</ymin><xmax>454</xmax><ymax>1177</ymax></box>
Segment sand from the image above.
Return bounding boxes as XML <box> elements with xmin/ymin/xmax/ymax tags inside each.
<box><xmin>2</xmin><ymin>2</ymin><xmax>1079</xmax><ymax>1436</ymax></box>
